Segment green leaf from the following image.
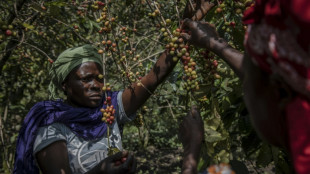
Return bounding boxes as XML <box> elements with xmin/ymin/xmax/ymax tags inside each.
<box><xmin>108</xmin><ymin>147</ymin><xmax>120</xmax><ymax>156</ymax></box>
<box><xmin>193</xmin><ymin>83</ymin><xmax>211</xmax><ymax>99</ymax></box>
<box><xmin>221</xmin><ymin>78</ymin><xmax>233</xmax><ymax>92</ymax></box>
<box><xmin>45</xmin><ymin>1</ymin><xmax>66</xmax><ymax>6</ymax></box>
<box><xmin>205</xmin><ymin>142</ymin><xmax>215</xmax><ymax>157</ymax></box>
<box><xmin>30</xmin><ymin>3</ymin><xmax>46</xmax><ymax>13</ymax></box>
<box><xmin>89</xmin><ymin>20</ymin><xmax>101</xmax><ymax>33</ymax></box>
<box><xmin>206</xmin><ymin>117</ymin><xmax>221</xmax><ymax>130</ymax></box>
<box><xmin>217</xmin><ymin>150</ymin><xmax>230</xmax><ymax>163</ymax></box>
<box><xmin>126</xmin><ymin>0</ymin><xmax>134</xmax><ymax>6</ymax></box>
<box><xmin>231</xmin><ymin>26</ymin><xmax>245</xmax><ymax>49</ymax></box>
<box><xmin>49</xmin><ymin>5</ymin><xmax>61</xmax><ymax>18</ymax></box>
<box><xmin>204</xmin><ymin>128</ymin><xmax>224</xmax><ymax>142</ymax></box>
<box><xmin>257</xmin><ymin>143</ymin><xmax>273</xmax><ymax>167</ymax></box>
<box><xmin>22</xmin><ymin>23</ymin><xmax>35</xmax><ymax>30</ymax></box>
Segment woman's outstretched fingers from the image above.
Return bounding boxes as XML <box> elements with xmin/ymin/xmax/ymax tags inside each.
<box><xmin>111</xmin><ymin>151</ymin><xmax>126</xmax><ymax>162</ymax></box>
<box><xmin>189</xmin><ymin>106</ymin><xmax>199</xmax><ymax>117</ymax></box>
<box><xmin>190</xmin><ymin>106</ymin><xmax>203</xmax><ymax>123</ymax></box>
<box><xmin>120</xmin><ymin>152</ymin><xmax>137</xmax><ymax>173</ymax></box>
<box><xmin>182</xmin><ymin>18</ymin><xmax>195</xmax><ymax>29</ymax></box>
<box><xmin>179</xmin><ymin>105</ymin><xmax>204</xmax><ymax>148</ymax></box>
<box><xmin>180</xmin><ymin>32</ymin><xmax>191</xmax><ymax>42</ymax></box>
<box><xmin>181</xmin><ymin>19</ymin><xmax>193</xmax><ymax>43</ymax></box>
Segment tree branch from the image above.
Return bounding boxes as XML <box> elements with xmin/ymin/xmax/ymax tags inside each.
<box><xmin>0</xmin><ymin>0</ymin><xmax>27</xmax><ymax>76</ymax></box>
<box><xmin>183</xmin><ymin>0</ymin><xmax>215</xmax><ymax>21</ymax></box>
<box><xmin>8</xmin><ymin>0</ymin><xmax>26</xmax><ymax>24</ymax></box>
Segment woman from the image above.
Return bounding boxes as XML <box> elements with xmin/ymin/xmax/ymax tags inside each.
<box><xmin>14</xmin><ymin>44</ymin><xmax>180</xmax><ymax>174</ymax></box>
<box><xmin>181</xmin><ymin>0</ymin><xmax>310</xmax><ymax>173</ymax></box>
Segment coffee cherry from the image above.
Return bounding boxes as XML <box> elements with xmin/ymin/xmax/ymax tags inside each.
<box><xmin>165</xmin><ymin>19</ymin><xmax>171</xmax><ymax>24</ymax></box>
<box><xmin>98</xmin><ymin>74</ymin><xmax>104</xmax><ymax>79</ymax></box>
<box><xmin>101</xmin><ymin>104</ymin><xmax>116</xmax><ymax>125</ymax></box>
<box><xmin>214</xmin><ymin>73</ymin><xmax>221</xmax><ymax>79</ymax></box>
<box><xmin>98</xmin><ymin>49</ymin><xmax>104</xmax><ymax>54</ymax></box>
<box><xmin>216</xmin><ymin>8</ymin><xmax>222</xmax><ymax>13</ymax></box>
<box><xmin>107</xmin><ymin>96</ymin><xmax>111</xmax><ymax>101</ymax></box>
<box><xmin>110</xmin><ymin>116</ymin><xmax>115</xmax><ymax>121</ymax></box>
<box><xmin>5</xmin><ymin>30</ymin><xmax>12</xmax><ymax>36</ymax></box>
<box><xmin>48</xmin><ymin>58</ymin><xmax>54</xmax><ymax>64</ymax></box>
<box><xmin>213</xmin><ymin>60</ymin><xmax>218</xmax><ymax>67</ymax></box>
<box><xmin>97</xmin><ymin>1</ymin><xmax>105</xmax><ymax>6</ymax></box>
<box><xmin>236</xmin><ymin>8</ymin><xmax>243</xmax><ymax>14</ymax></box>
<box><xmin>230</xmin><ymin>22</ymin><xmax>236</xmax><ymax>28</ymax></box>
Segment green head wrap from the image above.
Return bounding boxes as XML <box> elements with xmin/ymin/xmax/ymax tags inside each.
<box><xmin>48</xmin><ymin>44</ymin><xmax>103</xmax><ymax>100</ymax></box>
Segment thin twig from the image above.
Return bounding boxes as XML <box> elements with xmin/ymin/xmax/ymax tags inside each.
<box><xmin>130</xmin><ymin>50</ymin><xmax>163</xmax><ymax>69</ymax></box>
<box><xmin>50</xmin><ymin>17</ymin><xmax>90</xmax><ymax>43</ymax></box>
<box><xmin>16</xmin><ymin>30</ymin><xmax>25</xmax><ymax>47</ymax></box>
<box><xmin>115</xmin><ymin>23</ymin><xmax>165</xmax><ymax>45</ymax></box>
<box><xmin>216</xmin><ymin>0</ymin><xmax>227</xmax><ymax>22</ymax></box>
<box><xmin>189</xmin><ymin>0</ymin><xmax>195</xmax><ymax>13</ymax></box>
<box><xmin>173</xmin><ymin>0</ymin><xmax>181</xmax><ymax>27</ymax></box>
<box><xmin>165</xmin><ymin>99</ymin><xmax>176</xmax><ymax>120</ymax></box>
<box><xmin>0</xmin><ymin>106</ymin><xmax>11</xmax><ymax>172</ymax></box>
<box><xmin>17</xmin><ymin>40</ymin><xmax>52</xmax><ymax>59</ymax></box>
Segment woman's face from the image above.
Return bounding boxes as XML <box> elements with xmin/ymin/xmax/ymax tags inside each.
<box><xmin>242</xmin><ymin>54</ymin><xmax>288</xmax><ymax>148</ymax></box>
<box><xmin>63</xmin><ymin>62</ymin><xmax>104</xmax><ymax>108</ymax></box>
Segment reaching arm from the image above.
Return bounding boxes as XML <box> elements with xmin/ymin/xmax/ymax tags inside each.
<box><xmin>181</xmin><ymin>19</ymin><xmax>244</xmax><ymax>79</ymax></box>
<box><xmin>122</xmin><ymin>50</ymin><xmax>177</xmax><ymax>116</ymax></box>
<box><xmin>179</xmin><ymin>106</ymin><xmax>204</xmax><ymax>174</ymax></box>
<box><xmin>122</xmin><ymin>1</ymin><xmax>215</xmax><ymax>116</ymax></box>
<box><xmin>209</xmin><ymin>37</ymin><xmax>244</xmax><ymax>79</ymax></box>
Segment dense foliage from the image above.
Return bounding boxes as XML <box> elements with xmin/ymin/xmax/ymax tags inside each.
<box><xmin>0</xmin><ymin>0</ymin><xmax>293</xmax><ymax>173</ymax></box>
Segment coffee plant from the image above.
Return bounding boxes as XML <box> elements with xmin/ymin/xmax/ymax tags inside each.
<box><xmin>0</xmin><ymin>0</ymin><xmax>293</xmax><ymax>173</ymax></box>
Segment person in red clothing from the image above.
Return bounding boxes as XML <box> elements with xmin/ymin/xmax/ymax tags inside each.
<box><xmin>181</xmin><ymin>0</ymin><xmax>310</xmax><ymax>173</ymax></box>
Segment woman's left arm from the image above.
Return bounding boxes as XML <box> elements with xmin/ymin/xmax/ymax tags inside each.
<box><xmin>121</xmin><ymin>1</ymin><xmax>214</xmax><ymax>116</ymax></box>
<box><xmin>122</xmin><ymin>50</ymin><xmax>177</xmax><ymax>115</ymax></box>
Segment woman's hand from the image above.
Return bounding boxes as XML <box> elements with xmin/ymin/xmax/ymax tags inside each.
<box><xmin>179</xmin><ymin>106</ymin><xmax>204</xmax><ymax>150</ymax></box>
<box><xmin>181</xmin><ymin>18</ymin><xmax>244</xmax><ymax>79</ymax></box>
<box><xmin>181</xmin><ymin>18</ymin><xmax>221</xmax><ymax>51</ymax></box>
<box><xmin>179</xmin><ymin>106</ymin><xmax>204</xmax><ymax>174</ymax></box>
<box><xmin>87</xmin><ymin>150</ymin><xmax>137</xmax><ymax>174</ymax></box>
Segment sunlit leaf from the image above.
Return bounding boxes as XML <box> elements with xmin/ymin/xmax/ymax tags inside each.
<box><xmin>22</xmin><ymin>23</ymin><xmax>35</xmax><ymax>30</ymax></box>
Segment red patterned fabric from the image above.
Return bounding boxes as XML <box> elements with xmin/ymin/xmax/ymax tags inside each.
<box><xmin>243</xmin><ymin>1</ymin><xmax>310</xmax><ymax>173</ymax></box>
<box><xmin>286</xmin><ymin>96</ymin><xmax>310</xmax><ymax>174</ymax></box>
<box><xmin>243</xmin><ymin>0</ymin><xmax>310</xmax><ymax>51</ymax></box>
